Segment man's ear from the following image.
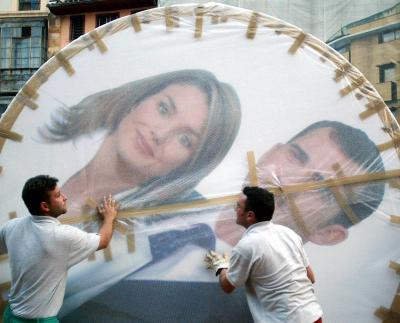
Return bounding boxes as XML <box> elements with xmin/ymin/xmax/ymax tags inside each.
<box><xmin>246</xmin><ymin>211</ymin><xmax>257</xmax><ymax>225</ymax></box>
<box><xmin>40</xmin><ymin>201</ymin><xmax>50</xmax><ymax>214</ymax></box>
<box><xmin>308</xmin><ymin>224</ymin><xmax>348</xmax><ymax>245</ymax></box>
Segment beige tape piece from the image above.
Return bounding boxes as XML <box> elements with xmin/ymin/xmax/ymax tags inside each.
<box><xmin>16</xmin><ymin>93</ymin><xmax>38</xmax><ymax>110</ymax></box>
<box><xmin>247</xmin><ymin>151</ymin><xmax>259</xmax><ymax>186</ymax></box>
<box><xmin>0</xmin><ymin>255</ymin><xmax>8</xmax><ymax>262</ymax></box>
<box><xmin>359</xmin><ymin>101</ymin><xmax>386</xmax><ymax>120</ymax></box>
<box><xmin>55</xmin><ymin>52</ymin><xmax>75</xmax><ymax>76</ymax></box>
<box><xmin>89</xmin><ymin>31</ymin><xmax>108</xmax><ymax>53</ymax></box>
<box><xmin>286</xmin><ymin>195</ymin><xmax>312</xmax><ymax>237</ymax></box>
<box><xmin>389</xmin><ymin>261</ymin><xmax>400</xmax><ymax>274</ymax></box>
<box><xmin>221</xmin><ymin>16</ymin><xmax>228</xmax><ymax>23</ymax></box>
<box><xmin>85</xmin><ymin>197</ymin><xmax>98</xmax><ymax>209</ymax></box>
<box><xmin>390</xmin><ymin>216</ymin><xmax>400</xmax><ymax>224</ymax></box>
<box><xmin>378</xmin><ymin>135</ymin><xmax>400</xmax><ymax>152</ymax></box>
<box><xmin>340</xmin><ymin>75</ymin><xmax>365</xmax><ymax>96</ymax></box>
<box><xmin>165</xmin><ymin>7</ymin><xmax>174</xmax><ymax>32</ymax></box>
<box><xmin>127</xmin><ymin>232</ymin><xmax>135</xmax><ymax>253</ymax></box>
<box><xmin>8</xmin><ymin>212</ymin><xmax>17</xmax><ymax>219</ymax></box>
<box><xmin>328</xmin><ymin>180</ymin><xmax>360</xmax><ymax>225</ymax></box>
<box><xmin>0</xmin><ymin>166</ymin><xmax>2</xmax><ymax>174</ymax></box>
<box><xmin>0</xmin><ymin>127</ymin><xmax>23</xmax><ymax>142</ymax></box>
<box><xmin>246</xmin><ymin>12</ymin><xmax>258</xmax><ymax>39</ymax></box>
<box><xmin>131</xmin><ymin>14</ymin><xmax>142</xmax><ymax>32</ymax></box>
<box><xmin>21</xmin><ymin>84</ymin><xmax>39</xmax><ymax>100</ymax></box>
<box><xmin>376</xmin><ymin>284</ymin><xmax>400</xmax><ymax>321</ymax></box>
<box><xmin>103</xmin><ymin>246</ymin><xmax>112</xmax><ymax>262</ymax></box>
<box><xmin>194</xmin><ymin>6</ymin><xmax>205</xmax><ymax>38</ymax></box>
<box><xmin>334</xmin><ymin>62</ymin><xmax>352</xmax><ymax>82</ymax></box>
<box><xmin>114</xmin><ymin>221</ymin><xmax>130</xmax><ymax>235</ymax></box>
<box><xmin>288</xmin><ymin>31</ymin><xmax>306</xmax><ymax>54</ymax></box>
<box><xmin>332</xmin><ymin>163</ymin><xmax>356</xmax><ymax>203</ymax></box>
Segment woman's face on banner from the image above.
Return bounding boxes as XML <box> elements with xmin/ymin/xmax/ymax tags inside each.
<box><xmin>113</xmin><ymin>83</ymin><xmax>209</xmax><ymax>179</ymax></box>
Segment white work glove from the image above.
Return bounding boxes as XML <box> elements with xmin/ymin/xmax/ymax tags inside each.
<box><xmin>204</xmin><ymin>250</ymin><xmax>229</xmax><ymax>276</ymax></box>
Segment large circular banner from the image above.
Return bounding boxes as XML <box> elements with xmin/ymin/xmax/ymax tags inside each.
<box><xmin>0</xmin><ymin>3</ymin><xmax>399</xmax><ymax>322</ymax></box>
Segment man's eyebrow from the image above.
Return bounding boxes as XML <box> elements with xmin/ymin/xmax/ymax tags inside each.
<box><xmin>289</xmin><ymin>143</ymin><xmax>309</xmax><ymax>164</ymax></box>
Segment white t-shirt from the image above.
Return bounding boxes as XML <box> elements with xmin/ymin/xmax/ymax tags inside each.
<box><xmin>0</xmin><ymin>215</ymin><xmax>100</xmax><ymax>318</ymax></box>
<box><xmin>226</xmin><ymin>221</ymin><xmax>323</xmax><ymax>323</ymax></box>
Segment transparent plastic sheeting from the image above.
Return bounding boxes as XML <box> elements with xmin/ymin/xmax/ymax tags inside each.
<box><xmin>159</xmin><ymin>0</ymin><xmax>400</xmax><ymax>41</ymax></box>
<box><xmin>0</xmin><ymin>3</ymin><xmax>399</xmax><ymax>323</ymax></box>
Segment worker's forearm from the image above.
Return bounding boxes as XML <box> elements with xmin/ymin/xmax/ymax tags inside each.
<box><xmin>97</xmin><ymin>218</ymin><xmax>115</xmax><ymax>250</ymax></box>
<box><xmin>219</xmin><ymin>268</ymin><xmax>236</xmax><ymax>294</ymax></box>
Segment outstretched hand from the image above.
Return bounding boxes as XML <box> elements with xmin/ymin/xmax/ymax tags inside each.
<box><xmin>204</xmin><ymin>250</ymin><xmax>229</xmax><ymax>275</ymax></box>
<box><xmin>97</xmin><ymin>194</ymin><xmax>119</xmax><ymax>222</ymax></box>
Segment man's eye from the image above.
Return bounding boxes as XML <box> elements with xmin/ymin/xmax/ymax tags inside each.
<box><xmin>178</xmin><ymin>133</ymin><xmax>192</xmax><ymax>148</ymax></box>
<box><xmin>158</xmin><ymin>102</ymin><xmax>170</xmax><ymax>116</ymax></box>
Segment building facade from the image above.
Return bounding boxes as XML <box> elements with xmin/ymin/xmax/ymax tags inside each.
<box><xmin>47</xmin><ymin>0</ymin><xmax>157</xmax><ymax>57</ymax></box>
<box><xmin>328</xmin><ymin>3</ymin><xmax>400</xmax><ymax>115</ymax></box>
<box><xmin>0</xmin><ymin>0</ymin><xmax>49</xmax><ymax>115</ymax></box>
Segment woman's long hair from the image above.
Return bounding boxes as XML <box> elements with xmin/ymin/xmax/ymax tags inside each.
<box><xmin>41</xmin><ymin>69</ymin><xmax>241</xmax><ymax>208</ymax></box>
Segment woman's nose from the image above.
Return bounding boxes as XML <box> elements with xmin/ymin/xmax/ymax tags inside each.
<box><xmin>151</xmin><ymin>129</ymin><xmax>168</xmax><ymax>146</ymax></box>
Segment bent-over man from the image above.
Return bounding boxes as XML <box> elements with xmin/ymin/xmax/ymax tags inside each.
<box><xmin>0</xmin><ymin>175</ymin><xmax>118</xmax><ymax>322</ymax></box>
<box><xmin>205</xmin><ymin>186</ymin><xmax>323</xmax><ymax>323</ymax></box>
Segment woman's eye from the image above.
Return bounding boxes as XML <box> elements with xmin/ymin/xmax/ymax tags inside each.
<box><xmin>158</xmin><ymin>102</ymin><xmax>170</xmax><ymax>116</ymax></box>
<box><xmin>178</xmin><ymin>133</ymin><xmax>192</xmax><ymax>148</ymax></box>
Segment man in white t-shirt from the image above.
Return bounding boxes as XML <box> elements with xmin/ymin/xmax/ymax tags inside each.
<box><xmin>0</xmin><ymin>174</ymin><xmax>118</xmax><ymax>322</ymax></box>
<box><xmin>205</xmin><ymin>186</ymin><xmax>323</xmax><ymax>323</ymax></box>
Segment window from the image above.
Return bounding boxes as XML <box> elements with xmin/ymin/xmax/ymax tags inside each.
<box><xmin>379</xmin><ymin>63</ymin><xmax>396</xmax><ymax>83</ymax></box>
<box><xmin>379</xmin><ymin>29</ymin><xmax>400</xmax><ymax>43</ymax></box>
<box><xmin>19</xmin><ymin>0</ymin><xmax>40</xmax><ymax>11</ymax></box>
<box><xmin>70</xmin><ymin>15</ymin><xmax>85</xmax><ymax>41</ymax></box>
<box><xmin>96</xmin><ymin>13</ymin><xmax>119</xmax><ymax>27</ymax></box>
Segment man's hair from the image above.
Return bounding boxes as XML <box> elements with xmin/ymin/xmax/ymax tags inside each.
<box><xmin>22</xmin><ymin>175</ymin><xmax>58</xmax><ymax>215</ymax></box>
<box><xmin>290</xmin><ymin>120</ymin><xmax>385</xmax><ymax>228</ymax></box>
<box><xmin>243</xmin><ymin>186</ymin><xmax>275</xmax><ymax>222</ymax></box>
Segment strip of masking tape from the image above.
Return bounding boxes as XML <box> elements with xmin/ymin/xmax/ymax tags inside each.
<box><xmin>332</xmin><ymin>163</ymin><xmax>356</xmax><ymax>203</ymax></box>
<box><xmin>247</xmin><ymin>151</ymin><xmax>259</xmax><ymax>186</ymax></box>
<box><xmin>16</xmin><ymin>93</ymin><xmax>38</xmax><ymax>110</ymax></box>
<box><xmin>165</xmin><ymin>7</ymin><xmax>174</xmax><ymax>31</ymax></box>
<box><xmin>389</xmin><ymin>261</ymin><xmax>400</xmax><ymax>274</ymax></box>
<box><xmin>21</xmin><ymin>84</ymin><xmax>38</xmax><ymax>100</ymax></box>
<box><xmin>55</xmin><ymin>52</ymin><xmax>75</xmax><ymax>76</ymax></box>
<box><xmin>286</xmin><ymin>195</ymin><xmax>312</xmax><ymax>237</ymax></box>
<box><xmin>114</xmin><ymin>221</ymin><xmax>130</xmax><ymax>235</ymax></box>
<box><xmin>391</xmin><ymin>215</ymin><xmax>400</xmax><ymax>224</ymax></box>
<box><xmin>334</xmin><ymin>62</ymin><xmax>352</xmax><ymax>82</ymax></box>
<box><xmin>340</xmin><ymin>76</ymin><xmax>365</xmax><ymax>96</ymax></box>
<box><xmin>0</xmin><ymin>282</ymin><xmax>10</xmax><ymax>290</ymax></box>
<box><xmin>194</xmin><ymin>6</ymin><xmax>204</xmax><ymax>38</ymax></box>
<box><xmin>131</xmin><ymin>14</ymin><xmax>142</xmax><ymax>32</ymax></box>
<box><xmin>378</xmin><ymin>136</ymin><xmax>400</xmax><ymax>152</ymax></box>
<box><xmin>374</xmin><ymin>306</ymin><xmax>390</xmax><ymax>320</ymax></box>
<box><xmin>288</xmin><ymin>31</ymin><xmax>306</xmax><ymax>54</ymax></box>
<box><xmin>221</xmin><ymin>16</ymin><xmax>228</xmax><ymax>23</ymax></box>
<box><xmin>246</xmin><ymin>12</ymin><xmax>258</xmax><ymax>39</ymax></box>
<box><xmin>328</xmin><ymin>181</ymin><xmax>360</xmax><ymax>225</ymax></box>
<box><xmin>359</xmin><ymin>101</ymin><xmax>386</xmax><ymax>120</ymax></box>
<box><xmin>0</xmin><ymin>166</ymin><xmax>2</xmax><ymax>174</ymax></box>
<box><xmin>0</xmin><ymin>127</ymin><xmax>23</xmax><ymax>142</ymax></box>
<box><xmin>389</xmin><ymin>178</ymin><xmax>400</xmax><ymax>189</ymax></box>
<box><xmin>0</xmin><ymin>255</ymin><xmax>8</xmax><ymax>262</ymax></box>
<box><xmin>127</xmin><ymin>232</ymin><xmax>135</xmax><ymax>253</ymax></box>
<box><xmin>9</xmin><ymin>212</ymin><xmax>17</xmax><ymax>219</ymax></box>
<box><xmin>89</xmin><ymin>31</ymin><xmax>108</xmax><ymax>53</ymax></box>
<box><xmin>61</xmin><ymin>169</ymin><xmax>400</xmax><ymax>225</ymax></box>
<box><xmin>85</xmin><ymin>197</ymin><xmax>98</xmax><ymax>209</ymax></box>
<box><xmin>103</xmin><ymin>246</ymin><xmax>112</xmax><ymax>262</ymax></box>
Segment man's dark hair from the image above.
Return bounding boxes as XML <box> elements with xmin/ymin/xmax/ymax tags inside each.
<box><xmin>290</xmin><ymin>120</ymin><xmax>385</xmax><ymax>228</ymax></box>
<box><xmin>243</xmin><ymin>186</ymin><xmax>275</xmax><ymax>222</ymax></box>
<box><xmin>22</xmin><ymin>175</ymin><xmax>58</xmax><ymax>215</ymax></box>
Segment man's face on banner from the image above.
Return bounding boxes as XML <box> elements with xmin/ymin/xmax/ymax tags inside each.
<box><xmin>256</xmin><ymin>127</ymin><xmax>361</xmax><ymax>243</ymax></box>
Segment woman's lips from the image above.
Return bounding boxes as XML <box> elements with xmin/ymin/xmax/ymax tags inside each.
<box><xmin>136</xmin><ymin>130</ymin><xmax>154</xmax><ymax>158</ymax></box>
